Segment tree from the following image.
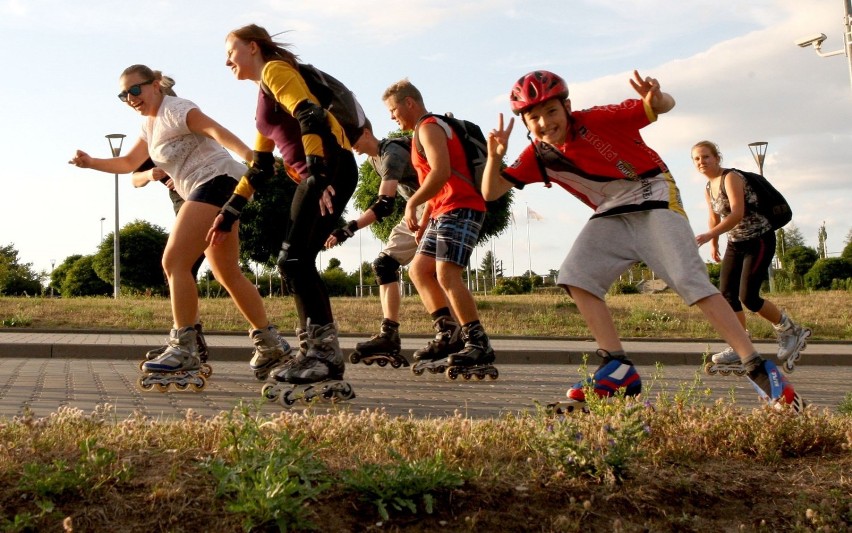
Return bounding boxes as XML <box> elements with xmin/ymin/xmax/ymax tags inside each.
<box><xmin>49</xmin><ymin>254</ymin><xmax>84</xmax><ymax>295</ymax></box>
<box><xmin>478</xmin><ymin>250</ymin><xmax>503</xmax><ymax>280</ymax></box>
<box><xmin>0</xmin><ymin>244</ymin><xmax>42</xmax><ymax>296</ymax></box>
<box><xmin>350</xmin><ymin>130</ymin><xmax>514</xmax><ymax>245</ymax></box>
<box><xmin>62</xmin><ymin>255</ymin><xmax>112</xmax><ymax>297</ymax></box>
<box><xmin>92</xmin><ymin>220</ymin><xmax>169</xmax><ymax>295</ymax></box>
<box><xmin>817</xmin><ymin>222</ymin><xmax>828</xmax><ymax>259</ymax></box>
<box><xmin>784</xmin><ymin>245</ymin><xmax>819</xmax><ymax>289</ymax></box>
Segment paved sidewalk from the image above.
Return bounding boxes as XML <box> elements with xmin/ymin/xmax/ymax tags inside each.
<box><xmin>1</xmin><ymin>330</ymin><xmax>850</xmax><ymax>366</ymax></box>
<box><xmin>0</xmin><ymin>330</ymin><xmax>847</xmax><ymax>421</ymax></box>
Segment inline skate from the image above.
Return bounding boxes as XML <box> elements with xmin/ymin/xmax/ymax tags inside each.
<box><xmin>745</xmin><ymin>356</ymin><xmax>805</xmax><ymax>412</ymax></box>
<box><xmin>704</xmin><ymin>345</ymin><xmax>749</xmax><ymax>376</ymax></box>
<box><xmin>138</xmin><ymin>326</ymin><xmax>206</xmax><ymax>392</ymax></box>
<box><xmin>445</xmin><ymin>323</ymin><xmax>498</xmax><ymax>381</ymax></box>
<box><xmin>349</xmin><ymin>319</ymin><xmax>409</xmax><ymax>368</ymax></box>
<box><xmin>547</xmin><ymin>349</ymin><xmax>642</xmax><ymax>415</ymax></box>
<box><xmin>411</xmin><ymin>316</ymin><xmax>463</xmax><ymax>376</ymax></box>
<box><xmin>261</xmin><ymin>322</ymin><xmax>355</xmax><ymax>407</ymax></box>
<box><xmin>248</xmin><ymin>325</ymin><xmax>293</xmax><ymax>380</ymax></box>
<box><xmin>140</xmin><ymin>323</ymin><xmax>212</xmax><ymax>377</ymax></box>
<box><xmin>774</xmin><ymin>314</ymin><xmax>812</xmax><ymax>373</ymax></box>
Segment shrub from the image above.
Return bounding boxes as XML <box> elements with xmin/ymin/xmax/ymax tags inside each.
<box><xmin>804</xmin><ymin>258</ymin><xmax>852</xmax><ymax>290</ymax></box>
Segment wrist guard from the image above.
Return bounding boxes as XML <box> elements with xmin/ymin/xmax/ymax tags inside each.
<box><xmin>216</xmin><ymin>194</ymin><xmax>248</xmax><ymax>232</ymax></box>
<box><xmin>331</xmin><ymin>220</ymin><xmax>358</xmax><ymax>244</ymax></box>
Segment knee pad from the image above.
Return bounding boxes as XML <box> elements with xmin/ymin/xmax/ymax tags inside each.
<box><xmin>372</xmin><ymin>253</ymin><xmax>401</xmax><ymax>285</ymax></box>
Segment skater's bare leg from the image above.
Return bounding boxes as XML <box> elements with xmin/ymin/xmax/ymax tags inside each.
<box><xmin>695</xmin><ymin>294</ymin><xmax>759</xmax><ymax>362</ymax></box>
<box><xmin>380</xmin><ymin>282</ymin><xmax>402</xmax><ymax>323</ymax></box>
<box><xmin>566</xmin><ymin>286</ymin><xmax>624</xmax><ymax>354</ymax></box>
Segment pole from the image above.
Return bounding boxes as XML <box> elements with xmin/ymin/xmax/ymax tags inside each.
<box><xmin>845</xmin><ymin>0</ymin><xmax>852</xmax><ymax>94</ymax></box>
<box><xmin>526</xmin><ymin>204</ymin><xmax>532</xmax><ymax>277</ymax></box>
<box><xmin>106</xmin><ymin>134</ymin><xmax>125</xmax><ymax>299</ymax></box>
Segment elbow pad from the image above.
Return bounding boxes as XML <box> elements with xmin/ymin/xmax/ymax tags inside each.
<box><xmin>244</xmin><ymin>151</ymin><xmax>275</xmax><ymax>191</ymax></box>
<box><xmin>369</xmin><ymin>195</ymin><xmax>396</xmax><ymax>222</ymax></box>
<box><xmin>294</xmin><ymin>100</ymin><xmax>329</xmax><ymax>137</ymax></box>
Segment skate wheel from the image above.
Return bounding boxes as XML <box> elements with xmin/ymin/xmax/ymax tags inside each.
<box><xmin>364</xmin><ymin>359</ymin><xmax>374</xmax><ymax>366</ymax></box>
<box><xmin>719</xmin><ymin>369</ymin><xmax>732</xmax><ymax>376</ymax></box>
<box><xmin>261</xmin><ymin>383</ymin><xmax>278</xmax><ymax>401</ymax></box>
<box><xmin>390</xmin><ymin>359</ymin><xmax>402</xmax><ymax>369</ymax></box>
<box><xmin>377</xmin><ymin>359</ymin><xmax>388</xmax><ymax>367</ymax></box>
<box><xmin>201</xmin><ymin>364</ymin><xmax>213</xmax><ymax>378</ymax></box>
<box><xmin>335</xmin><ymin>383</ymin><xmax>355</xmax><ymax>401</ymax></box>
<box><xmin>138</xmin><ymin>360</ymin><xmax>146</xmax><ymax>371</ymax></box>
<box><xmin>474</xmin><ymin>372</ymin><xmax>484</xmax><ymax>380</ymax></box>
<box><xmin>155</xmin><ymin>383</ymin><xmax>170</xmax><ymax>393</ymax></box>
<box><xmin>348</xmin><ymin>352</ymin><xmax>361</xmax><ymax>364</ymax></box>
<box><xmin>254</xmin><ymin>369</ymin><xmax>269</xmax><ymax>381</ymax></box>
<box><xmin>280</xmin><ymin>390</ymin><xmax>298</xmax><ymax>407</ymax></box>
<box><xmin>783</xmin><ymin>361</ymin><xmax>796</xmax><ymax>374</ymax></box>
<box><xmin>137</xmin><ymin>377</ymin><xmax>154</xmax><ymax>391</ymax></box>
<box><xmin>412</xmin><ymin>366</ymin><xmax>424</xmax><ymax>376</ymax></box>
<box><xmin>488</xmin><ymin>368</ymin><xmax>499</xmax><ymax>380</ymax></box>
<box><xmin>733</xmin><ymin>368</ymin><xmax>747</xmax><ymax>376</ymax></box>
<box><xmin>190</xmin><ymin>375</ymin><xmax>206</xmax><ymax>392</ymax></box>
<box><xmin>446</xmin><ymin>367</ymin><xmax>460</xmax><ymax>381</ymax></box>
<box><xmin>703</xmin><ymin>362</ymin><xmax>717</xmax><ymax>376</ymax></box>
<box><xmin>174</xmin><ymin>382</ymin><xmax>189</xmax><ymax>391</ymax></box>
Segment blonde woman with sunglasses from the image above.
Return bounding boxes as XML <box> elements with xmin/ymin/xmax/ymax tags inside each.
<box><xmin>69</xmin><ymin>64</ymin><xmax>291</xmax><ymax>391</ymax></box>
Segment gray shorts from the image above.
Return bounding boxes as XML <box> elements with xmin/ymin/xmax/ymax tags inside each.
<box><xmin>558</xmin><ymin>209</ymin><xmax>719</xmax><ymax>305</ymax></box>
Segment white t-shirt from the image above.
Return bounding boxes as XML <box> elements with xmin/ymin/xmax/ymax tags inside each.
<box><xmin>141</xmin><ymin>96</ymin><xmax>246</xmax><ymax>200</ymax></box>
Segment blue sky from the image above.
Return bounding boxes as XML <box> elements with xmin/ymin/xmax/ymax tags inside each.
<box><xmin>2</xmin><ymin>0</ymin><xmax>850</xmax><ymax>280</ymax></box>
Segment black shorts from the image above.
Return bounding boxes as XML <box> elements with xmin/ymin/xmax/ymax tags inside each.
<box><xmin>186</xmin><ymin>175</ymin><xmax>238</xmax><ymax>208</ymax></box>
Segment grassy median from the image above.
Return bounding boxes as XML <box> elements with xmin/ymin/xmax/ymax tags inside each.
<box><xmin>0</xmin><ymin>292</ymin><xmax>850</xmax><ymax>531</ymax></box>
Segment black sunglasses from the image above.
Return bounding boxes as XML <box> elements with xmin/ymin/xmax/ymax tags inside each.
<box><xmin>118</xmin><ymin>79</ymin><xmax>154</xmax><ymax>102</ymax></box>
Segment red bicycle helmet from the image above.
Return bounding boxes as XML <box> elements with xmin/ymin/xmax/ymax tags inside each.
<box><xmin>509</xmin><ymin>71</ymin><xmax>569</xmax><ymax>115</ymax></box>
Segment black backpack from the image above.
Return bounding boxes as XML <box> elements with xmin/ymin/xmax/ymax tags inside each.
<box><xmin>261</xmin><ymin>62</ymin><xmax>367</xmax><ymax>146</ymax></box>
<box><xmin>723</xmin><ymin>168</ymin><xmax>792</xmax><ymax>230</ymax></box>
<box><xmin>413</xmin><ymin>113</ymin><xmax>487</xmax><ymax>194</ymax></box>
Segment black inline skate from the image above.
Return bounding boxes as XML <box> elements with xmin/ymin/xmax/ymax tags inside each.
<box><xmin>349</xmin><ymin>319</ymin><xmax>409</xmax><ymax>368</ymax></box>
<box><xmin>445</xmin><ymin>323</ymin><xmax>498</xmax><ymax>381</ymax></box>
<box><xmin>261</xmin><ymin>322</ymin><xmax>355</xmax><ymax>407</ymax></box>
<box><xmin>141</xmin><ymin>323</ymin><xmax>213</xmax><ymax>377</ymax></box>
<box><xmin>138</xmin><ymin>326</ymin><xmax>207</xmax><ymax>392</ymax></box>
<box><xmin>411</xmin><ymin>316</ymin><xmax>463</xmax><ymax>376</ymax></box>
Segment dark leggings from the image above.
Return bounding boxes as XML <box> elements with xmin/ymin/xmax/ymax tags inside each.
<box><xmin>719</xmin><ymin>230</ymin><xmax>776</xmax><ymax>313</ymax></box>
<box><xmin>279</xmin><ymin>147</ymin><xmax>358</xmax><ymax>328</ymax></box>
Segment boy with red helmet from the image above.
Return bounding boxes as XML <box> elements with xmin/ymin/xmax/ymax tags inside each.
<box><xmin>482</xmin><ymin>70</ymin><xmax>803</xmax><ymax>412</ymax></box>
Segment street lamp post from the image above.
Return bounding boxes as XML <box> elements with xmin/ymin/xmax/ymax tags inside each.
<box><xmin>748</xmin><ymin>141</ymin><xmax>774</xmax><ymax>291</ymax></box>
<box><xmin>748</xmin><ymin>141</ymin><xmax>768</xmax><ymax>175</ymax></box>
<box><xmin>795</xmin><ymin>0</ymin><xmax>852</xmax><ymax>95</ymax></box>
<box><xmin>106</xmin><ymin>133</ymin><xmax>126</xmax><ymax>299</ymax></box>
<box><xmin>50</xmin><ymin>259</ymin><xmax>55</xmax><ymax>298</ymax></box>
<box><xmin>100</xmin><ymin>217</ymin><xmax>106</xmax><ymax>243</ymax></box>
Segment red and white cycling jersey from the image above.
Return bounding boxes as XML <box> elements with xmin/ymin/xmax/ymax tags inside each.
<box><xmin>503</xmin><ymin>99</ymin><xmax>686</xmax><ymax>219</ymax></box>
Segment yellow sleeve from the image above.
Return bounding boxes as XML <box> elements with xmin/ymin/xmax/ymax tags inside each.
<box><xmin>261</xmin><ymin>61</ymin><xmax>350</xmax><ymax>156</ymax></box>
<box><xmin>254</xmin><ymin>132</ymin><xmax>275</xmax><ymax>153</ymax></box>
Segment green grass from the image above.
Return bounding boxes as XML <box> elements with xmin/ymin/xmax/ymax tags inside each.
<box><xmin>1</xmin><ymin>290</ymin><xmax>850</xmax><ymax>339</ymax></box>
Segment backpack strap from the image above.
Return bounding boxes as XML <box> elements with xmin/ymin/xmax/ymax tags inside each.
<box><xmin>413</xmin><ymin>113</ymin><xmax>476</xmax><ymax>189</ymax></box>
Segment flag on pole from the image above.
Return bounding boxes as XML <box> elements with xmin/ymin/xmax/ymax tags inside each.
<box><xmin>527</xmin><ymin>206</ymin><xmax>544</xmax><ymax>221</ymax></box>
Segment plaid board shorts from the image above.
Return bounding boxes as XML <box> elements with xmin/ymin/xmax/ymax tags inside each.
<box><xmin>417</xmin><ymin>208</ymin><xmax>484</xmax><ymax>267</ymax></box>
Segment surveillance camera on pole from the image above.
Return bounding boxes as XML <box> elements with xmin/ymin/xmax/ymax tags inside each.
<box><xmin>794</xmin><ymin>33</ymin><xmax>828</xmax><ymax>48</ymax></box>
<box><xmin>794</xmin><ymin>0</ymin><xmax>852</xmax><ymax>94</ymax></box>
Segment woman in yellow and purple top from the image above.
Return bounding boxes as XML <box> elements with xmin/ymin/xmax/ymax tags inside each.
<box><xmin>208</xmin><ymin>24</ymin><xmax>358</xmax><ymax>397</ymax></box>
